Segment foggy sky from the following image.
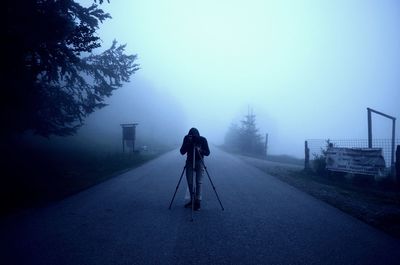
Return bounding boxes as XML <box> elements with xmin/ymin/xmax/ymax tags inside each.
<box><xmin>78</xmin><ymin>0</ymin><xmax>400</xmax><ymax>157</ymax></box>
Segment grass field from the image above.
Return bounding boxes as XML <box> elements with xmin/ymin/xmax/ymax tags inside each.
<box><xmin>1</xmin><ymin>140</ymin><xmax>169</xmax><ymax>216</ymax></box>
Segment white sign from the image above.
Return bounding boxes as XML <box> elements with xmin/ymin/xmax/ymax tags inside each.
<box><xmin>325</xmin><ymin>147</ymin><xmax>386</xmax><ymax>175</ymax></box>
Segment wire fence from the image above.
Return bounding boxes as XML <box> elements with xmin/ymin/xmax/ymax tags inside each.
<box><xmin>306</xmin><ymin>139</ymin><xmax>400</xmax><ymax>168</ymax></box>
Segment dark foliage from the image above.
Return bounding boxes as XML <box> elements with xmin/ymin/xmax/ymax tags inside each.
<box><xmin>2</xmin><ymin>0</ymin><xmax>139</xmax><ymax>137</ymax></box>
<box><xmin>224</xmin><ymin>123</ymin><xmax>241</xmax><ymax>150</ymax></box>
<box><xmin>312</xmin><ymin>139</ymin><xmax>331</xmax><ymax>175</ymax></box>
<box><xmin>225</xmin><ymin>111</ymin><xmax>265</xmax><ymax>156</ymax></box>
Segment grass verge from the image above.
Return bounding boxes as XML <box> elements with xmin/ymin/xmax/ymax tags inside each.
<box><xmin>1</xmin><ymin>143</ymin><xmax>168</xmax><ymax>216</ymax></box>
<box><xmin>239</xmin><ymin>155</ymin><xmax>400</xmax><ymax>239</ymax></box>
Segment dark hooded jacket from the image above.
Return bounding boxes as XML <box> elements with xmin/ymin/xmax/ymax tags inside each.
<box><xmin>180</xmin><ymin>128</ymin><xmax>210</xmax><ymax>163</ymax></box>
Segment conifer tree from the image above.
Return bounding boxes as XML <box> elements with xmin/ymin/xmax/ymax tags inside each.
<box><xmin>224</xmin><ymin>109</ymin><xmax>265</xmax><ymax>156</ymax></box>
<box><xmin>2</xmin><ymin>0</ymin><xmax>139</xmax><ymax>137</ymax></box>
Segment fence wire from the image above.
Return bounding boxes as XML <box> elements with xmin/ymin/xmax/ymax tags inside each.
<box><xmin>306</xmin><ymin>139</ymin><xmax>400</xmax><ymax>167</ymax></box>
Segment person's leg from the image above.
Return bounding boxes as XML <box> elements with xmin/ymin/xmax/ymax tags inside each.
<box><xmin>185</xmin><ymin>163</ymin><xmax>195</xmax><ymax>208</ymax></box>
<box><xmin>194</xmin><ymin>162</ymin><xmax>204</xmax><ymax>210</ymax></box>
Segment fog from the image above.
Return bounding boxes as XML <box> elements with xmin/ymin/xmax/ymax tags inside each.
<box><xmin>76</xmin><ymin>0</ymin><xmax>400</xmax><ymax>158</ymax></box>
<box><xmin>75</xmin><ymin>78</ymin><xmax>186</xmax><ymax>150</ymax></box>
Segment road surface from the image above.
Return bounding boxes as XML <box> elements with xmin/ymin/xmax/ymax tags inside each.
<box><xmin>1</xmin><ymin>148</ymin><xmax>400</xmax><ymax>265</ymax></box>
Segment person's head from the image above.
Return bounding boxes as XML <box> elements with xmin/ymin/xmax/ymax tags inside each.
<box><xmin>188</xmin><ymin>127</ymin><xmax>200</xmax><ymax>137</ymax></box>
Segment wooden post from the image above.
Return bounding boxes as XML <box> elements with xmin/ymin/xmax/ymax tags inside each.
<box><xmin>122</xmin><ymin>130</ymin><xmax>125</xmax><ymax>153</ymax></box>
<box><xmin>391</xmin><ymin>119</ymin><xmax>396</xmax><ymax>170</ymax></box>
<box><xmin>367</xmin><ymin>108</ymin><xmax>372</xmax><ymax>148</ymax></box>
<box><xmin>396</xmin><ymin>145</ymin><xmax>399</xmax><ymax>179</ymax></box>
<box><xmin>305</xmin><ymin>141</ymin><xmax>310</xmax><ymax>170</ymax></box>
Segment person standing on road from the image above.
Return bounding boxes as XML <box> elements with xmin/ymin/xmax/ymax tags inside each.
<box><xmin>180</xmin><ymin>127</ymin><xmax>210</xmax><ymax>211</ymax></box>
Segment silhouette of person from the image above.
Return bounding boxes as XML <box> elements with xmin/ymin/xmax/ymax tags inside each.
<box><xmin>180</xmin><ymin>127</ymin><xmax>210</xmax><ymax>210</ymax></box>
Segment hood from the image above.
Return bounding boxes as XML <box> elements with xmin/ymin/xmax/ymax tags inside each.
<box><xmin>188</xmin><ymin>127</ymin><xmax>200</xmax><ymax>137</ymax></box>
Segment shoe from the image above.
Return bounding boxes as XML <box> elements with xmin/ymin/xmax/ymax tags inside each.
<box><xmin>184</xmin><ymin>201</ymin><xmax>192</xmax><ymax>208</ymax></box>
<box><xmin>194</xmin><ymin>200</ymin><xmax>201</xmax><ymax>211</ymax></box>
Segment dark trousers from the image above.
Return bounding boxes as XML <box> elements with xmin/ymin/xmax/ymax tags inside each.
<box><xmin>186</xmin><ymin>161</ymin><xmax>204</xmax><ymax>201</ymax></box>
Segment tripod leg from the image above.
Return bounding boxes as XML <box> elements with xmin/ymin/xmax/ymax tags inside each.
<box><xmin>191</xmin><ymin>183</ymin><xmax>195</xmax><ymax>222</ymax></box>
<box><xmin>168</xmin><ymin>165</ymin><xmax>186</xmax><ymax>210</ymax></box>
<box><xmin>191</xmin><ymin>147</ymin><xmax>196</xmax><ymax>222</ymax></box>
<box><xmin>201</xmin><ymin>159</ymin><xmax>225</xmax><ymax>211</ymax></box>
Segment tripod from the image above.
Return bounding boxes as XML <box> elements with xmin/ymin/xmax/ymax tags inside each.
<box><xmin>168</xmin><ymin>146</ymin><xmax>224</xmax><ymax>221</ymax></box>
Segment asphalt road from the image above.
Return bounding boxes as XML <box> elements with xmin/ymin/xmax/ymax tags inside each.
<box><xmin>1</xmin><ymin>148</ymin><xmax>400</xmax><ymax>265</ymax></box>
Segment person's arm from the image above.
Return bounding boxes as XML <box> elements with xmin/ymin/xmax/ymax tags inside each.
<box><xmin>180</xmin><ymin>136</ymin><xmax>189</xmax><ymax>155</ymax></box>
<box><xmin>200</xmin><ymin>137</ymin><xmax>210</xmax><ymax>156</ymax></box>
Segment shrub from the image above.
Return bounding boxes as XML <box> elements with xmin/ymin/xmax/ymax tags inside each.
<box><xmin>312</xmin><ymin>139</ymin><xmax>332</xmax><ymax>175</ymax></box>
<box><xmin>313</xmin><ymin>153</ymin><xmax>327</xmax><ymax>175</ymax></box>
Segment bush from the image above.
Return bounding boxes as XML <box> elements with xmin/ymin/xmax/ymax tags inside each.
<box><xmin>312</xmin><ymin>154</ymin><xmax>327</xmax><ymax>175</ymax></box>
<box><xmin>312</xmin><ymin>139</ymin><xmax>332</xmax><ymax>175</ymax></box>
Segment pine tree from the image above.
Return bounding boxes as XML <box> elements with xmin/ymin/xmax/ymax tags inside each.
<box><xmin>224</xmin><ymin>109</ymin><xmax>265</xmax><ymax>156</ymax></box>
<box><xmin>239</xmin><ymin>110</ymin><xmax>264</xmax><ymax>155</ymax></box>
